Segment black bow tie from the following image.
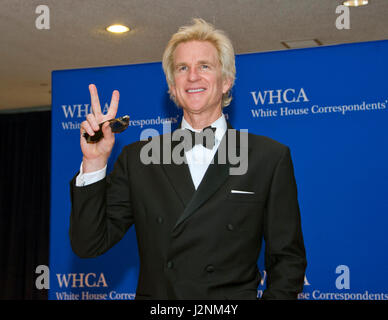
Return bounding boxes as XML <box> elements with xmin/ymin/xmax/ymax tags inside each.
<box><xmin>184</xmin><ymin>126</ymin><xmax>216</xmax><ymax>150</ymax></box>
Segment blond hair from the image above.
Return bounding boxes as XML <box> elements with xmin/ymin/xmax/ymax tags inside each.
<box><xmin>162</xmin><ymin>18</ymin><xmax>236</xmax><ymax>107</ymax></box>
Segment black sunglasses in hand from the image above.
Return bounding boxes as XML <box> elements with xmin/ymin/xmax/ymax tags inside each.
<box><xmin>83</xmin><ymin>115</ymin><xmax>130</xmax><ymax>143</ymax></box>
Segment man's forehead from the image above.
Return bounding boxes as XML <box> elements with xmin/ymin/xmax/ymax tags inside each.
<box><xmin>173</xmin><ymin>40</ymin><xmax>219</xmax><ymax>64</ymax></box>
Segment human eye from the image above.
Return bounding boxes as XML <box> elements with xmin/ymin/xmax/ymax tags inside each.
<box><xmin>176</xmin><ymin>65</ymin><xmax>187</xmax><ymax>72</ymax></box>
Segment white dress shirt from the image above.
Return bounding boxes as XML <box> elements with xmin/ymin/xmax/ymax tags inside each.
<box><xmin>181</xmin><ymin>114</ymin><xmax>226</xmax><ymax>189</ymax></box>
<box><xmin>76</xmin><ymin>114</ymin><xmax>227</xmax><ymax>189</ymax></box>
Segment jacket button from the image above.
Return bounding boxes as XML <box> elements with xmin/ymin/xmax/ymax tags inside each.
<box><xmin>157</xmin><ymin>216</ymin><xmax>164</xmax><ymax>224</ymax></box>
<box><xmin>206</xmin><ymin>265</ymin><xmax>215</xmax><ymax>273</ymax></box>
<box><xmin>227</xmin><ymin>223</ymin><xmax>234</xmax><ymax>231</ymax></box>
<box><xmin>167</xmin><ymin>261</ymin><xmax>174</xmax><ymax>269</ymax></box>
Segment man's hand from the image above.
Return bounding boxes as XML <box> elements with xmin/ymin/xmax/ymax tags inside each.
<box><xmin>80</xmin><ymin>84</ymin><xmax>120</xmax><ymax>173</ymax></box>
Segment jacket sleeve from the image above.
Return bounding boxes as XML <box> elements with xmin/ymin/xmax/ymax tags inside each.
<box><xmin>69</xmin><ymin>146</ymin><xmax>134</xmax><ymax>258</ymax></box>
<box><xmin>261</xmin><ymin>146</ymin><xmax>307</xmax><ymax>300</ymax></box>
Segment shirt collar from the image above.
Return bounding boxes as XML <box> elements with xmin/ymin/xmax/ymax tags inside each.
<box><xmin>181</xmin><ymin>113</ymin><xmax>227</xmax><ymax>143</ymax></box>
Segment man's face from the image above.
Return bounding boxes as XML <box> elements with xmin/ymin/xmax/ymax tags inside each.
<box><xmin>170</xmin><ymin>40</ymin><xmax>231</xmax><ymax>117</ymax></box>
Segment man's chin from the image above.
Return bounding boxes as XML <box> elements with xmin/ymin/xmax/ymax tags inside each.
<box><xmin>180</xmin><ymin>103</ymin><xmax>208</xmax><ymax>114</ymax></box>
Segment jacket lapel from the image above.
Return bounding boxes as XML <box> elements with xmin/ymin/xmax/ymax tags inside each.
<box><xmin>161</xmin><ymin>137</ymin><xmax>196</xmax><ymax>208</ymax></box>
<box><xmin>173</xmin><ymin>122</ymin><xmax>240</xmax><ymax>231</ymax></box>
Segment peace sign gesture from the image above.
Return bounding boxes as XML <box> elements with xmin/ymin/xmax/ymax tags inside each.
<box><xmin>80</xmin><ymin>84</ymin><xmax>120</xmax><ymax>173</ymax></box>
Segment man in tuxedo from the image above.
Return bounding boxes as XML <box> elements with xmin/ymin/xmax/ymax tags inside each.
<box><xmin>70</xmin><ymin>18</ymin><xmax>307</xmax><ymax>300</ymax></box>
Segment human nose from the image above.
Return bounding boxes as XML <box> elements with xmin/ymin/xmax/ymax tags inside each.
<box><xmin>188</xmin><ymin>66</ymin><xmax>200</xmax><ymax>82</ymax></box>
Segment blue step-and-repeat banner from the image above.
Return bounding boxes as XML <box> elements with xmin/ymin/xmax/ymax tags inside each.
<box><xmin>50</xmin><ymin>40</ymin><xmax>388</xmax><ymax>300</ymax></box>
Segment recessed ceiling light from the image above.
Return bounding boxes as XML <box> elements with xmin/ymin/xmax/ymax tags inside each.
<box><xmin>106</xmin><ymin>24</ymin><xmax>130</xmax><ymax>34</ymax></box>
<box><xmin>343</xmin><ymin>0</ymin><xmax>369</xmax><ymax>7</ymax></box>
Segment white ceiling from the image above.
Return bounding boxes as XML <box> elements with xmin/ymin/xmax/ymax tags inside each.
<box><xmin>0</xmin><ymin>0</ymin><xmax>387</xmax><ymax>112</ymax></box>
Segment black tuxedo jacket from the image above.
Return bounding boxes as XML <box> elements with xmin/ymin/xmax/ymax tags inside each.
<box><xmin>69</xmin><ymin>125</ymin><xmax>307</xmax><ymax>300</ymax></box>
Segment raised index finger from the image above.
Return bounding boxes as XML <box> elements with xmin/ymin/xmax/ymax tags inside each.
<box><xmin>89</xmin><ymin>84</ymin><xmax>102</xmax><ymax>116</ymax></box>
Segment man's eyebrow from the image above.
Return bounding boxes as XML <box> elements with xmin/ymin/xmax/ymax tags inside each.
<box><xmin>174</xmin><ymin>60</ymin><xmax>215</xmax><ymax>67</ymax></box>
<box><xmin>174</xmin><ymin>62</ymin><xmax>187</xmax><ymax>68</ymax></box>
<box><xmin>197</xmin><ymin>60</ymin><xmax>214</xmax><ymax>65</ymax></box>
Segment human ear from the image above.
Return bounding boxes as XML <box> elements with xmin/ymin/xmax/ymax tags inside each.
<box><xmin>222</xmin><ymin>77</ymin><xmax>233</xmax><ymax>94</ymax></box>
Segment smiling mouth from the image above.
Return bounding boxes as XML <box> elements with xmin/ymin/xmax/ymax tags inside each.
<box><xmin>186</xmin><ymin>88</ymin><xmax>206</xmax><ymax>93</ymax></box>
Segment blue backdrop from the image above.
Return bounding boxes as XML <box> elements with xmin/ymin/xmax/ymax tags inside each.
<box><xmin>49</xmin><ymin>40</ymin><xmax>388</xmax><ymax>300</ymax></box>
